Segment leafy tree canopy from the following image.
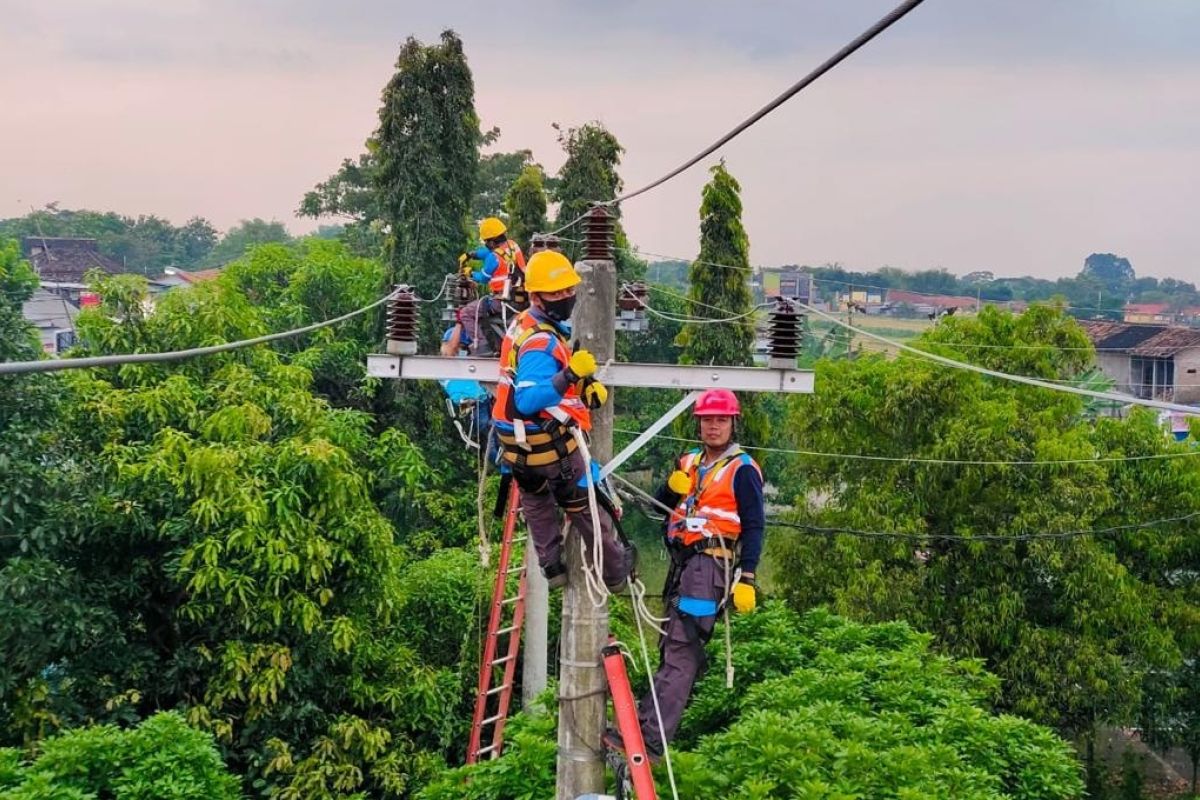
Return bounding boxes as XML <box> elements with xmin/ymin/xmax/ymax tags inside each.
<box><xmin>420</xmin><ymin>606</ymin><xmax>1084</xmax><ymax>800</ymax></box>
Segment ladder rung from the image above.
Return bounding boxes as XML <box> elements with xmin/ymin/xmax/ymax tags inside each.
<box><xmin>506</xmin><ymin>565</ymin><xmax>524</xmax><ymax>574</ymax></box>
<box><xmin>494</xmin><ymin>624</ymin><xmax>518</xmax><ymax>636</ymax></box>
<box><xmin>501</xmin><ymin>594</ymin><xmax>525</xmax><ymax>605</ymax></box>
<box><xmin>490</xmin><ymin>654</ymin><xmax>515</xmax><ymax>666</ymax></box>
<box><xmin>475</xmin><ymin>743</ymin><xmax>499</xmax><ymax>756</ymax></box>
<box><xmin>487</xmin><ymin>683</ymin><xmax>510</xmax><ymax>696</ymax></box>
<box><xmin>480</xmin><ymin>713</ymin><xmax>503</xmax><ymax>726</ymax></box>
<box><xmin>512</xmin><ymin>535</ymin><xmax>528</xmax><ymax>543</ymax></box>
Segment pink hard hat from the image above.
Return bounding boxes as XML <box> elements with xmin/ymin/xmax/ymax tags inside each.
<box><xmin>694</xmin><ymin>389</ymin><xmax>740</xmax><ymax>417</ymax></box>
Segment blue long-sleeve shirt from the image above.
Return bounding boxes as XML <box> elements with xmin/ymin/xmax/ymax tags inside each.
<box><xmin>470</xmin><ymin>245</ymin><xmax>500</xmax><ymax>285</ymax></box>
<box><xmin>655</xmin><ymin>452</ymin><xmax>766</xmax><ymax>573</ymax></box>
<box><xmin>492</xmin><ymin>309</ymin><xmax>572</xmax><ymax>432</ymax></box>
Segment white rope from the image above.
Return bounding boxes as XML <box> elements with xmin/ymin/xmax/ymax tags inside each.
<box><xmin>628</xmin><ymin>574</ymin><xmax>680</xmax><ymax>800</ymax></box>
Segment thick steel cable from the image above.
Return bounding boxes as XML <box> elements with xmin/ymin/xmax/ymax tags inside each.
<box><xmin>0</xmin><ymin>288</ymin><xmax>401</xmax><ymax>375</ymax></box>
<box><xmin>609</xmin><ymin>0</ymin><xmax>927</xmax><ymax>205</ymax></box>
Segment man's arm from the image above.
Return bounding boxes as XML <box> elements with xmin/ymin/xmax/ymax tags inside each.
<box><xmin>513</xmin><ymin>336</ymin><xmax>566</xmax><ymax>417</ymax></box>
<box><xmin>733</xmin><ymin>465</ymin><xmax>765</xmax><ymax>574</ymax></box>
<box><xmin>471</xmin><ymin>248</ymin><xmax>499</xmax><ymax>284</ymax></box>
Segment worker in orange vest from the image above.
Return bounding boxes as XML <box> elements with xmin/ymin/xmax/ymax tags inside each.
<box><xmin>455</xmin><ymin>217</ymin><xmax>527</xmax><ymax>355</ymax></box>
<box><xmin>491</xmin><ymin>250</ymin><xmax>631</xmax><ymax>590</ymax></box>
<box><xmin>605</xmin><ymin>388</ymin><xmax>764</xmax><ymax>761</ymax></box>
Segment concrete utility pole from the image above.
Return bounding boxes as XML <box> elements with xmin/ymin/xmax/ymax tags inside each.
<box><xmin>522</xmin><ymin>549</ymin><xmax>548</xmax><ymax>710</ymax></box>
<box><xmin>556</xmin><ymin>208</ymin><xmax>616</xmax><ymax>800</ymax></box>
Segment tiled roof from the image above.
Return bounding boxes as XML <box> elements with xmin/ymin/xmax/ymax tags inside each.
<box><xmin>21</xmin><ymin>237</ymin><xmax>123</xmax><ymax>283</ymax></box>
<box><xmin>1080</xmin><ymin>320</ymin><xmax>1200</xmax><ymax>356</ymax></box>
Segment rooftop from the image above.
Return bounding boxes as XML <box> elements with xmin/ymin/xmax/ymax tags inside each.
<box><xmin>21</xmin><ymin>237</ymin><xmax>123</xmax><ymax>283</ymax></box>
<box><xmin>1080</xmin><ymin>320</ymin><xmax>1200</xmax><ymax>357</ymax></box>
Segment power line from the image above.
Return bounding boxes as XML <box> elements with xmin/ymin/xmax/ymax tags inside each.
<box><xmin>798</xmin><ymin>301</ymin><xmax>1200</xmax><ymax>414</ymax></box>
<box><xmin>610</xmin><ymin>472</ymin><xmax>1200</xmax><ymax>542</ymax></box>
<box><xmin>612</xmin><ymin>428</ymin><xmax>1200</xmax><ymax>466</ymax></box>
<box><xmin>767</xmin><ymin>510</ymin><xmax>1200</xmax><ymax>542</ymax></box>
<box><xmin>0</xmin><ymin>287</ymin><xmax>400</xmax><ymax>376</ymax></box>
<box><xmin>610</xmin><ymin>0</ymin><xmax>928</xmax><ymax>205</ymax></box>
<box><xmin>549</xmin><ymin>0</ymin><xmax>928</xmax><ymax>237</ymax></box>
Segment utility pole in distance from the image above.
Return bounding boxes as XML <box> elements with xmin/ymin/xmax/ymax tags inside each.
<box><xmin>556</xmin><ymin>207</ymin><xmax>615</xmax><ymax>799</ymax></box>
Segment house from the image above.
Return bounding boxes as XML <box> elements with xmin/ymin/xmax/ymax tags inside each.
<box><xmin>21</xmin><ymin>237</ymin><xmax>123</xmax><ymax>283</ymax></box>
<box><xmin>882</xmin><ymin>289</ymin><xmax>981</xmax><ymax>318</ymax></box>
<box><xmin>1123</xmin><ymin>302</ymin><xmax>1200</xmax><ymax>327</ymax></box>
<box><xmin>760</xmin><ymin>267</ymin><xmax>815</xmax><ymax>303</ymax></box>
<box><xmin>1080</xmin><ymin>321</ymin><xmax>1200</xmax><ymax>404</ymax></box>
<box><xmin>22</xmin><ymin>289</ymin><xmax>79</xmax><ymax>355</ymax></box>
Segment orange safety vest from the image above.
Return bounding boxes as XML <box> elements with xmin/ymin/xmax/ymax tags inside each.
<box><xmin>667</xmin><ymin>447</ymin><xmax>761</xmax><ymax>547</ymax></box>
<box><xmin>493</xmin><ymin>310</ymin><xmax>590</xmax><ymax>432</ymax></box>
<box><xmin>489</xmin><ymin>240</ymin><xmax>527</xmax><ymax>296</ymax></box>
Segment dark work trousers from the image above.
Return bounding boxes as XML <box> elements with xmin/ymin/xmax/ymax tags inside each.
<box><xmin>514</xmin><ymin>448</ymin><xmax>631</xmax><ymax>588</ymax></box>
<box><xmin>459</xmin><ymin>297</ymin><xmax>507</xmax><ymax>356</ymax></box>
<box><xmin>637</xmin><ymin>553</ymin><xmax>730</xmax><ymax>751</ymax></box>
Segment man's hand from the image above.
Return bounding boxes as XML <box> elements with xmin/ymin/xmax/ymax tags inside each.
<box><xmin>458</xmin><ymin>253</ymin><xmax>472</xmax><ymax>276</ymax></box>
<box><xmin>564</xmin><ymin>349</ymin><xmax>597</xmax><ymax>382</ymax></box>
<box><xmin>581</xmin><ymin>378</ymin><xmax>608</xmax><ymax>409</ymax></box>
<box><xmin>732</xmin><ymin>576</ymin><xmax>756</xmax><ymax>613</ymax></box>
<box><xmin>667</xmin><ymin>470</ymin><xmax>692</xmax><ymax>496</ymax></box>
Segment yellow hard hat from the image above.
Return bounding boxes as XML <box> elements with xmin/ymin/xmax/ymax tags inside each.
<box><xmin>479</xmin><ymin>217</ymin><xmax>506</xmax><ymax>240</ymax></box>
<box><xmin>524</xmin><ymin>251</ymin><xmax>580</xmax><ymax>293</ymax></box>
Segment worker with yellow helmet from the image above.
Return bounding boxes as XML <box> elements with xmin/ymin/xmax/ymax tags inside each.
<box><xmin>491</xmin><ymin>251</ymin><xmax>630</xmax><ymax>590</ymax></box>
<box><xmin>449</xmin><ymin>217</ymin><xmax>528</xmax><ymax>356</ymax></box>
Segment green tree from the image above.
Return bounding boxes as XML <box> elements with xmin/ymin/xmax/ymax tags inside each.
<box><xmin>677</xmin><ymin>162</ymin><xmax>765</xmax><ymax>444</ymax></box>
<box><xmin>502</xmin><ymin>164</ymin><xmax>548</xmax><ymax>253</ymax></box>
<box><xmin>203</xmin><ymin>219</ymin><xmax>293</xmax><ymax>267</ymax></box>
<box><xmin>772</xmin><ymin>307</ymin><xmax>1197</xmax><ymax>771</ymax></box>
<box><xmin>421</xmin><ymin>606</ymin><xmax>1084</xmax><ymax>800</ymax></box>
<box><xmin>0</xmin><ymin>712</ymin><xmax>241</xmax><ymax>799</ymax></box>
<box><xmin>173</xmin><ymin>217</ymin><xmax>219</xmax><ymax>267</ymax></box>
<box><xmin>0</xmin><ymin>269</ymin><xmax>482</xmax><ymax>798</ymax></box>
<box><xmin>551</xmin><ymin>122</ymin><xmax>644</xmax><ymax>281</ymax></box>
<box><xmin>375</xmin><ymin>30</ymin><xmax>479</xmax><ymax>297</ymax></box>
<box><xmin>473</xmin><ymin>148</ymin><xmax>533</xmax><ymax>223</ymax></box>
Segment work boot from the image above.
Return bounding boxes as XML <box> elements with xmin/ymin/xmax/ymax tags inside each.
<box><xmin>543</xmin><ymin>560</ymin><xmax>567</xmax><ymax>589</ymax></box>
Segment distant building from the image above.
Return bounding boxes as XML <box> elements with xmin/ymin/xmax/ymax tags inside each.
<box><xmin>22</xmin><ymin>289</ymin><xmax>79</xmax><ymax>354</ymax></box>
<box><xmin>760</xmin><ymin>267</ymin><xmax>814</xmax><ymax>303</ymax></box>
<box><xmin>1081</xmin><ymin>321</ymin><xmax>1200</xmax><ymax>404</ymax></box>
<box><xmin>882</xmin><ymin>289</ymin><xmax>981</xmax><ymax>318</ymax></box>
<box><xmin>21</xmin><ymin>237</ymin><xmax>123</xmax><ymax>283</ymax></box>
<box><xmin>1122</xmin><ymin>303</ymin><xmax>1200</xmax><ymax>327</ymax></box>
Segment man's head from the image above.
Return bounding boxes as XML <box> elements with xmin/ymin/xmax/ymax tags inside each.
<box><xmin>694</xmin><ymin>389</ymin><xmax>740</xmax><ymax>450</ymax></box>
<box><xmin>479</xmin><ymin>217</ymin><xmax>507</xmax><ymax>249</ymax></box>
<box><xmin>525</xmin><ymin>251</ymin><xmax>580</xmax><ymax>323</ymax></box>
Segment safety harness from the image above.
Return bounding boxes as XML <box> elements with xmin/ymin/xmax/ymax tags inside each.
<box><xmin>495</xmin><ymin>321</ymin><xmax>579</xmax><ymax>471</ymax></box>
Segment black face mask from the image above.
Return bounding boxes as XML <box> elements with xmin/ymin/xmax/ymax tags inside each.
<box><xmin>542</xmin><ymin>295</ymin><xmax>576</xmax><ymax>322</ymax></box>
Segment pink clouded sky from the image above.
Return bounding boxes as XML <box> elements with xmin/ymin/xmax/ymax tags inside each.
<box><xmin>4</xmin><ymin>0</ymin><xmax>1199</xmax><ymax>281</ymax></box>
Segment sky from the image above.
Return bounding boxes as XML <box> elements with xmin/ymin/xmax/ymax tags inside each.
<box><xmin>3</xmin><ymin>0</ymin><xmax>1199</xmax><ymax>282</ymax></box>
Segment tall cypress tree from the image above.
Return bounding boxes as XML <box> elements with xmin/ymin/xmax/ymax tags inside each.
<box><xmin>552</xmin><ymin>122</ymin><xmax>645</xmax><ymax>280</ymax></box>
<box><xmin>375</xmin><ymin>30</ymin><xmax>479</xmax><ymax>298</ymax></box>
<box><xmin>503</xmin><ymin>165</ymin><xmax>548</xmax><ymax>253</ymax></box>
<box><xmin>679</xmin><ymin>162</ymin><xmax>766</xmax><ymax>444</ymax></box>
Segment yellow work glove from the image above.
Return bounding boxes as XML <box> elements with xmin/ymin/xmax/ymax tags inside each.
<box><xmin>566</xmin><ymin>349</ymin><xmax>597</xmax><ymax>381</ymax></box>
<box><xmin>732</xmin><ymin>579</ymin><xmax>756</xmax><ymax>613</ymax></box>
<box><xmin>581</xmin><ymin>378</ymin><xmax>608</xmax><ymax>409</ymax></box>
<box><xmin>667</xmin><ymin>470</ymin><xmax>692</xmax><ymax>496</ymax></box>
<box><xmin>458</xmin><ymin>253</ymin><xmax>472</xmax><ymax>276</ymax></box>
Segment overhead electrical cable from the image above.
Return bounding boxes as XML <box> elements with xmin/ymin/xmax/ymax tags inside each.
<box><xmin>0</xmin><ymin>287</ymin><xmax>402</xmax><ymax>376</ymax></box>
<box><xmin>612</xmin><ymin>428</ymin><xmax>1200</xmax><ymax>466</ymax></box>
<box><xmin>550</xmin><ymin>0</ymin><xmax>928</xmax><ymax>234</ymax></box>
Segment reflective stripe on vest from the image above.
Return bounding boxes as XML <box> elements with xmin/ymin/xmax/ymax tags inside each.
<box><xmin>667</xmin><ymin>447</ymin><xmax>761</xmax><ymax>546</ymax></box>
<box><xmin>488</xmin><ymin>241</ymin><xmax>527</xmax><ymax>296</ymax></box>
<box><xmin>492</xmin><ymin>310</ymin><xmax>590</xmax><ymax>431</ymax></box>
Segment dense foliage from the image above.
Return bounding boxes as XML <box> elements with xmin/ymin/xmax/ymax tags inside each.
<box><xmin>772</xmin><ymin>306</ymin><xmax>1200</xmax><ymax>788</ymax></box>
<box><xmin>421</xmin><ymin>606</ymin><xmax>1085</xmax><ymax>800</ymax></box>
<box><xmin>0</xmin><ymin>712</ymin><xmax>241</xmax><ymax>799</ymax></box>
